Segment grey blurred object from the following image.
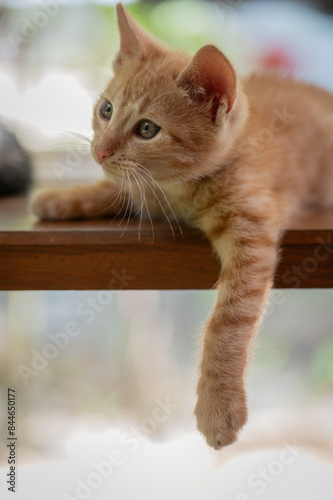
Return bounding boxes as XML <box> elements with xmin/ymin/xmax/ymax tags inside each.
<box><xmin>0</xmin><ymin>123</ymin><xmax>32</xmax><ymax>196</ymax></box>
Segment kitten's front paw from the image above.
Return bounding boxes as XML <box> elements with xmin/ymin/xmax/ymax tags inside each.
<box><xmin>195</xmin><ymin>381</ymin><xmax>247</xmax><ymax>449</ymax></box>
<box><xmin>32</xmin><ymin>188</ymin><xmax>93</xmax><ymax>220</ymax></box>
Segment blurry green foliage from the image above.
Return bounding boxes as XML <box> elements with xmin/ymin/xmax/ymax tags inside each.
<box><xmin>310</xmin><ymin>337</ymin><xmax>333</xmax><ymax>391</ymax></box>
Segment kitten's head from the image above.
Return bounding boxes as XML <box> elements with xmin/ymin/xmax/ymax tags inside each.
<box><xmin>92</xmin><ymin>3</ymin><xmax>248</xmax><ymax>184</ymax></box>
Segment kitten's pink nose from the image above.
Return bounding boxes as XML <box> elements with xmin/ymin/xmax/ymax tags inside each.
<box><xmin>94</xmin><ymin>145</ymin><xmax>111</xmax><ymax>164</ymax></box>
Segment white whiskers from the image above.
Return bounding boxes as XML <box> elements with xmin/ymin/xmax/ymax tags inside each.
<box><xmin>119</xmin><ymin>170</ymin><xmax>134</xmax><ymax>237</ymax></box>
<box><xmin>135</xmin><ymin>163</ymin><xmax>184</xmax><ymax>239</ymax></box>
<box><xmin>132</xmin><ymin>169</ymin><xmax>155</xmax><ymax>243</ymax></box>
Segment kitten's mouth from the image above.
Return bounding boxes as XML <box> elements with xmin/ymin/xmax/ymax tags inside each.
<box><xmin>101</xmin><ymin>160</ymin><xmax>173</xmax><ymax>185</ymax></box>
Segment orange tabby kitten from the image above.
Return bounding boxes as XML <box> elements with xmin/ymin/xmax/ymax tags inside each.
<box><xmin>32</xmin><ymin>4</ymin><xmax>333</xmax><ymax>449</ymax></box>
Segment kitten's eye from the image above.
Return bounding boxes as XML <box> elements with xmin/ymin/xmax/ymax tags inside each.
<box><xmin>100</xmin><ymin>100</ymin><xmax>113</xmax><ymax>120</ymax></box>
<box><xmin>136</xmin><ymin>120</ymin><xmax>161</xmax><ymax>139</ymax></box>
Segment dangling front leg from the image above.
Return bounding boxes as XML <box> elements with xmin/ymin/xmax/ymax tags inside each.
<box><xmin>195</xmin><ymin>219</ymin><xmax>279</xmax><ymax>449</ymax></box>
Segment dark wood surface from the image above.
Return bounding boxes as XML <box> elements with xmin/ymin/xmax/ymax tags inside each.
<box><xmin>0</xmin><ymin>194</ymin><xmax>332</xmax><ymax>290</ymax></box>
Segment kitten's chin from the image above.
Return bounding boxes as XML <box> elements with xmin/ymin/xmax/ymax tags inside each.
<box><xmin>101</xmin><ymin>166</ymin><xmax>122</xmax><ymax>183</ymax></box>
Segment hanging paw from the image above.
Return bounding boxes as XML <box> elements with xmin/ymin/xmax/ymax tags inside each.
<box><xmin>194</xmin><ymin>380</ymin><xmax>248</xmax><ymax>449</ymax></box>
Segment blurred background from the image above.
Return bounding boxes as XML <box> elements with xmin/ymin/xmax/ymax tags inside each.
<box><xmin>0</xmin><ymin>0</ymin><xmax>333</xmax><ymax>498</ymax></box>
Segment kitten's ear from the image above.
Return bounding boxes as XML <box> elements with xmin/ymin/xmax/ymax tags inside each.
<box><xmin>115</xmin><ymin>3</ymin><xmax>142</xmax><ymax>65</ymax></box>
<box><xmin>115</xmin><ymin>3</ymin><xmax>163</xmax><ymax>68</ymax></box>
<box><xmin>177</xmin><ymin>45</ymin><xmax>237</xmax><ymax>121</ymax></box>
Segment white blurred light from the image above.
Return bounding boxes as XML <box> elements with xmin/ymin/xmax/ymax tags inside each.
<box><xmin>0</xmin><ymin>71</ymin><xmax>93</xmax><ymax>137</ymax></box>
<box><xmin>0</xmin><ymin>73</ymin><xmax>19</xmax><ymax>120</ymax></box>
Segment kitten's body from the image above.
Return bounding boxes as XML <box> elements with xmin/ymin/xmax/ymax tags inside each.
<box><xmin>136</xmin><ymin>73</ymin><xmax>333</xmax><ymax>225</ymax></box>
<box><xmin>32</xmin><ymin>5</ymin><xmax>333</xmax><ymax>449</ymax></box>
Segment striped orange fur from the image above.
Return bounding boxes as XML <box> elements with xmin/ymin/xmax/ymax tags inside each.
<box><xmin>32</xmin><ymin>4</ymin><xmax>333</xmax><ymax>449</ymax></box>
